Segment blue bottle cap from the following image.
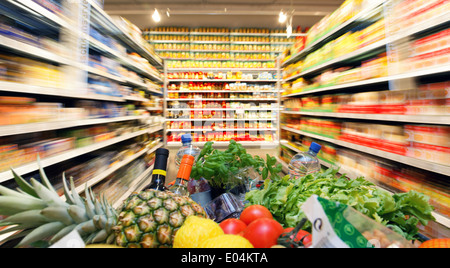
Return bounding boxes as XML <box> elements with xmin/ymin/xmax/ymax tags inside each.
<box><xmin>181</xmin><ymin>134</ymin><xmax>192</xmax><ymax>143</ymax></box>
<box><xmin>310</xmin><ymin>142</ymin><xmax>322</xmax><ymax>154</ymax></box>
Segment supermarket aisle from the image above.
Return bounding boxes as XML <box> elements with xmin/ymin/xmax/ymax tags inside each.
<box><xmin>0</xmin><ymin>0</ymin><xmax>449</xmax><ymax>249</ymax></box>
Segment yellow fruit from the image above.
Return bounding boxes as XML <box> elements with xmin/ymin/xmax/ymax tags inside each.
<box><xmin>200</xmin><ymin>235</ymin><xmax>254</xmax><ymax>248</ymax></box>
<box><xmin>173</xmin><ymin>216</ymin><xmax>224</xmax><ymax>248</ymax></box>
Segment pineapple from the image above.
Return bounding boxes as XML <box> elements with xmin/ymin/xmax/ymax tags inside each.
<box><xmin>0</xmin><ymin>160</ymin><xmax>206</xmax><ymax>248</ymax></box>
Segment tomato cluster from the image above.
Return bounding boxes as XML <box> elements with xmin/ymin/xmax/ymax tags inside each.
<box><xmin>219</xmin><ymin>205</ymin><xmax>312</xmax><ymax>248</ymax></box>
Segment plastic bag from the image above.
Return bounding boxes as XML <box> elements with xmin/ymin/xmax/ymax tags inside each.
<box><xmin>302</xmin><ymin>195</ymin><xmax>414</xmax><ymax>248</ymax></box>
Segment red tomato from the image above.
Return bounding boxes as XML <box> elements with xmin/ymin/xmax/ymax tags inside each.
<box><xmin>240</xmin><ymin>205</ymin><xmax>273</xmax><ymax>225</ymax></box>
<box><xmin>243</xmin><ymin>218</ymin><xmax>284</xmax><ymax>248</ymax></box>
<box><xmin>219</xmin><ymin>219</ymin><xmax>247</xmax><ymax>235</ymax></box>
<box><xmin>283</xmin><ymin>227</ymin><xmax>312</xmax><ymax>248</ymax></box>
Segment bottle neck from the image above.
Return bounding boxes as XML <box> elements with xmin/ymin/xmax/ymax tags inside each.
<box><xmin>182</xmin><ymin>141</ymin><xmax>192</xmax><ymax>146</ymax></box>
<box><xmin>176</xmin><ymin>177</ymin><xmax>189</xmax><ymax>185</ymax></box>
<box><xmin>308</xmin><ymin>150</ymin><xmax>318</xmax><ymax>157</ymax></box>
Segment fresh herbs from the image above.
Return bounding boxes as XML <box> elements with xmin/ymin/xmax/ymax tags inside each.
<box><xmin>245</xmin><ymin>168</ymin><xmax>435</xmax><ymax>240</ymax></box>
<box><xmin>190</xmin><ymin>140</ymin><xmax>266</xmax><ymax>189</ymax></box>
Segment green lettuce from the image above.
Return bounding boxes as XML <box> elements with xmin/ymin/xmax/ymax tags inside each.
<box><xmin>245</xmin><ymin>168</ymin><xmax>435</xmax><ymax>240</ymax></box>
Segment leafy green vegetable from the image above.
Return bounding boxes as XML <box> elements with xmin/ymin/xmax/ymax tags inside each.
<box><xmin>190</xmin><ymin>140</ymin><xmax>267</xmax><ymax>189</ymax></box>
<box><xmin>245</xmin><ymin>168</ymin><xmax>435</xmax><ymax>240</ymax></box>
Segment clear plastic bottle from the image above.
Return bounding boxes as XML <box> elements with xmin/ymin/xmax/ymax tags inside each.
<box><xmin>175</xmin><ymin>134</ymin><xmax>201</xmax><ymax>168</ymax></box>
<box><xmin>288</xmin><ymin>142</ymin><xmax>322</xmax><ymax>179</ymax></box>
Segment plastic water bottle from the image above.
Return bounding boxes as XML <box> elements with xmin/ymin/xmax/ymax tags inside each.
<box><xmin>288</xmin><ymin>142</ymin><xmax>322</xmax><ymax>179</ymax></box>
<box><xmin>175</xmin><ymin>134</ymin><xmax>201</xmax><ymax>168</ymax></box>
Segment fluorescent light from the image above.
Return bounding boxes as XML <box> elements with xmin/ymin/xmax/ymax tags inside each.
<box><xmin>152</xmin><ymin>8</ymin><xmax>161</xmax><ymax>22</ymax></box>
<box><xmin>278</xmin><ymin>11</ymin><xmax>287</xmax><ymax>23</ymax></box>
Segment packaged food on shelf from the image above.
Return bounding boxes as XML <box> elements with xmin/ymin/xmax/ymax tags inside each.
<box><xmin>0</xmin><ymin>53</ymin><xmax>65</xmax><ymax>88</ymax></box>
<box><xmin>387</xmin><ymin>0</ymin><xmax>450</xmax><ymax>35</ymax></box>
<box><xmin>407</xmin><ymin>81</ymin><xmax>450</xmax><ymax>115</ymax></box>
<box><xmin>169</xmin><ymin>131</ymin><xmax>275</xmax><ymax>143</ymax></box>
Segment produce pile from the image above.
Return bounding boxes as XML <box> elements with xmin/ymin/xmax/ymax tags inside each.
<box><xmin>0</xmin><ymin>141</ymin><xmax>445</xmax><ymax>248</ymax></box>
<box><xmin>245</xmin><ymin>168</ymin><xmax>436</xmax><ymax>241</ymax></box>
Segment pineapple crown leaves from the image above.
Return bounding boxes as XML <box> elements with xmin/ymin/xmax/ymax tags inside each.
<box><xmin>0</xmin><ymin>158</ymin><xmax>118</xmax><ymax>248</ymax></box>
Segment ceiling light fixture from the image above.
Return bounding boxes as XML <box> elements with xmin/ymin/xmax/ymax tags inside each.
<box><xmin>278</xmin><ymin>11</ymin><xmax>287</xmax><ymax>23</ymax></box>
<box><xmin>166</xmin><ymin>8</ymin><xmax>171</xmax><ymax>17</ymax></box>
<box><xmin>152</xmin><ymin>8</ymin><xmax>161</xmax><ymax>23</ymax></box>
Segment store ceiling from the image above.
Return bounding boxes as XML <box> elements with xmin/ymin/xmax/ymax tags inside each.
<box><xmin>104</xmin><ymin>0</ymin><xmax>345</xmax><ymax>29</ymax></box>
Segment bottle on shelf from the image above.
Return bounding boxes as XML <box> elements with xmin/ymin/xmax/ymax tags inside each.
<box><xmin>175</xmin><ymin>134</ymin><xmax>201</xmax><ymax>167</ymax></box>
<box><xmin>288</xmin><ymin>142</ymin><xmax>322</xmax><ymax>179</ymax></box>
<box><xmin>143</xmin><ymin>148</ymin><xmax>170</xmax><ymax>191</ymax></box>
<box><xmin>168</xmin><ymin>154</ymin><xmax>195</xmax><ymax>196</ymax></box>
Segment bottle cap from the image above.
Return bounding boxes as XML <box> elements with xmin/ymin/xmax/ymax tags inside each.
<box><xmin>155</xmin><ymin>148</ymin><xmax>169</xmax><ymax>156</ymax></box>
<box><xmin>177</xmin><ymin>155</ymin><xmax>195</xmax><ymax>181</ymax></box>
<box><xmin>309</xmin><ymin>142</ymin><xmax>322</xmax><ymax>154</ymax></box>
<box><xmin>153</xmin><ymin>148</ymin><xmax>170</xmax><ymax>171</ymax></box>
<box><xmin>180</xmin><ymin>154</ymin><xmax>195</xmax><ymax>166</ymax></box>
<box><xmin>181</xmin><ymin>134</ymin><xmax>192</xmax><ymax>143</ymax></box>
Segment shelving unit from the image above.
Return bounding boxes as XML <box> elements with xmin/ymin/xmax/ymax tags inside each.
<box><xmin>0</xmin><ymin>0</ymin><xmax>165</xmax><ymax>206</ymax></box>
<box><xmin>278</xmin><ymin>0</ymin><xmax>450</xmax><ymax>234</ymax></box>
<box><xmin>144</xmin><ymin>27</ymin><xmax>306</xmax><ymax>71</ymax></box>
<box><xmin>163</xmin><ymin>66</ymin><xmax>281</xmax><ymax>146</ymax></box>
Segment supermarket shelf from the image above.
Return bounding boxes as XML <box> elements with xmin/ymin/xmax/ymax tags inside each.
<box><xmin>166</xmin><ymin>107</ymin><xmax>279</xmax><ymax>111</ymax></box>
<box><xmin>282</xmin><ymin>8</ymin><xmax>450</xmax><ymax>78</ymax></box>
<box><xmin>281</xmin><ymin>126</ymin><xmax>450</xmax><ymax>177</ymax></box>
<box><xmin>167</xmin><ymin>90</ymin><xmax>278</xmax><ymax>94</ymax></box>
<box><xmin>112</xmin><ymin>162</ymin><xmax>155</xmax><ymax>209</ymax></box>
<box><xmin>285</xmin><ymin>38</ymin><xmax>388</xmax><ymax>81</ymax></box>
<box><xmin>146</xmin><ymin>31</ymin><xmax>190</xmax><ymax>35</ymax></box>
<box><xmin>0</xmin><ymin>35</ymin><xmax>74</xmax><ymax>66</ymax></box>
<box><xmin>74</xmin><ymin>142</ymin><xmax>163</xmax><ymax>195</ymax></box>
<box><xmin>280</xmin><ymin>140</ymin><xmax>450</xmax><ymax>228</ymax></box>
<box><xmin>85</xmin><ymin>66</ymin><xmax>126</xmax><ymax>83</ymax></box>
<box><xmin>166</xmin><ymin>118</ymin><xmax>276</xmax><ymax>121</ymax></box>
<box><xmin>147</xmin><ymin>31</ymin><xmax>305</xmax><ymax>37</ymax></box>
<box><xmin>151</xmin><ymin>40</ymin><xmax>191</xmax><ymax>44</ymax></box>
<box><xmin>167</xmin><ymin>128</ymin><xmax>277</xmax><ymax>132</ymax></box>
<box><xmin>282</xmin><ymin>63</ymin><xmax>450</xmax><ymax>96</ymax></box>
<box><xmin>0</xmin><ymin>81</ymin><xmax>125</xmax><ymax>102</ymax></box>
<box><xmin>168</xmin><ymin>98</ymin><xmax>278</xmax><ymax>102</ymax></box>
<box><xmin>167</xmin><ymin>141</ymin><xmax>279</xmax><ymax>148</ymax></box>
<box><xmin>146</xmin><ymin>107</ymin><xmax>163</xmax><ymax>111</ymax></box>
<box><xmin>281</xmin><ymin>111</ymin><xmax>450</xmax><ymax>125</ymax></box>
<box><xmin>5</xmin><ymin>0</ymin><xmax>73</xmax><ymax>29</ymax></box>
<box><xmin>123</xmin><ymin>96</ymin><xmax>149</xmax><ymax>102</ymax></box>
<box><xmin>168</xmin><ymin>79</ymin><xmax>277</xmax><ymax>83</ymax></box>
<box><xmin>88</xmin><ymin>37</ymin><xmax>163</xmax><ymax>83</ymax></box>
<box><xmin>282</xmin><ymin>0</ymin><xmax>385</xmax><ymax>67</ymax></box>
<box><xmin>0</xmin><ymin>115</ymin><xmax>147</xmax><ymax>137</ymax></box>
<box><xmin>0</xmin><ymin>128</ymin><xmax>155</xmax><ymax>183</ymax></box>
<box><xmin>168</xmin><ymin>68</ymin><xmax>277</xmax><ymax>72</ymax></box>
<box><xmin>87</xmin><ymin>0</ymin><xmax>163</xmax><ymax>68</ymax></box>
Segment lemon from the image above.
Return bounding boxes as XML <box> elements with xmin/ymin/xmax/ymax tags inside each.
<box><xmin>173</xmin><ymin>216</ymin><xmax>224</xmax><ymax>248</ymax></box>
<box><xmin>200</xmin><ymin>235</ymin><xmax>254</xmax><ymax>248</ymax></box>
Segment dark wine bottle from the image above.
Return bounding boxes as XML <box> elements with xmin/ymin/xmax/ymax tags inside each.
<box><xmin>144</xmin><ymin>148</ymin><xmax>170</xmax><ymax>191</ymax></box>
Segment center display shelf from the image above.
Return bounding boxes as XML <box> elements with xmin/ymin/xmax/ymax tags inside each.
<box><xmin>163</xmin><ymin>63</ymin><xmax>282</xmax><ymax>146</ymax></box>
